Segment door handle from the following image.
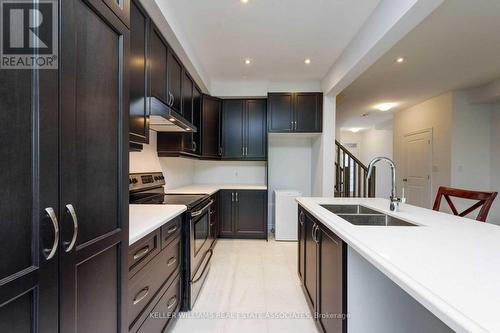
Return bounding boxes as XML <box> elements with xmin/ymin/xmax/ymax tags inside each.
<box><xmin>44</xmin><ymin>207</ymin><xmax>59</xmax><ymax>260</ymax></box>
<box><xmin>167</xmin><ymin>256</ymin><xmax>177</xmax><ymax>267</ymax></box>
<box><xmin>235</xmin><ymin>192</ymin><xmax>238</xmax><ymax>202</ymax></box>
<box><xmin>231</xmin><ymin>192</ymin><xmax>234</xmax><ymax>202</ymax></box>
<box><xmin>64</xmin><ymin>204</ymin><xmax>78</xmax><ymax>252</ymax></box>
<box><xmin>166</xmin><ymin>225</ymin><xmax>178</xmax><ymax>235</ymax></box>
<box><xmin>299</xmin><ymin>211</ymin><xmax>305</xmax><ymax>225</ymax></box>
<box><xmin>403</xmin><ymin>178</ymin><xmax>408</xmax><ymax>182</ymax></box>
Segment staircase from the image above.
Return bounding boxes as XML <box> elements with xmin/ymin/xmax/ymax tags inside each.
<box><xmin>335</xmin><ymin>140</ymin><xmax>376</xmax><ymax>198</ymax></box>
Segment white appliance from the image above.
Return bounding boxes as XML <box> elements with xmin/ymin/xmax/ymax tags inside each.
<box><xmin>274</xmin><ymin>190</ymin><xmax>302</xmax><ymax>241</ymax></box>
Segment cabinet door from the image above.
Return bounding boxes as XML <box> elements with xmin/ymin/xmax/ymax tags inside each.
<box><xmin>222</xmin><ymin>100</ymin><xmax>245</xmax><ymax>159</ymax></box>
<box><xmin>129</xmin><ymin>0</ymin><xmax>149</xmax><ymax>144</ymax></box>
<box><xmin>304</xmin><ymin>216</ymin><xmax>318</xmax><ymax>312</ymax></box>
<box><xmin>294</xmin><ymin>93</ymin><xmax>322</xmax><ymax>132</ymax></box>
<box><xmin>235</xmin><ymin>191</ymin><xmax>267</xmax><ymax>238</ymax></box>
<box><xmin>167</xmin><ymin>50</ymin><xmax>182</xmax><ymax>114</ymax></box>
<box><xmin>318</xmin><ymin>225</ymin><xmax>345</xmax><ymax>333</ymax></box>
<box><xmin>0</xmin><ymin>33</ymin><xmax>58</xmax><ymax>333</ymax></box>
<box><xmin>202</xmin><ymin>95</ymin><xmax>221</xmax><ymax>158</ymax></box>
<box><xmin>268</xmin><ymin>93</ymin><xmax>293</xmax><ymax>132</ymax></box>
<box><xmin>219</xmin><ymin>191</ymin><xmax>234</xmax><ymax>237</ymax></box>
<box><xmin>192</xmin><ymin>86</ymin><xmax>202</xmax><ymax>155</ymax></box>
<box><xmin>150</xmin><ymin>27</ymin><xmax>167</xmax><ymax>104</ymax></box>
<box><xmin>59</xmin><ymin>1</ymin><xmax>129</xmax><ymax>332</ymax></box>
<box><xmin>298</xmin><ymin>209</ymin><xmax>306</xmax><ymax>283</ymax></box>
<box><xmin>245</xmin><ymin>100</ymin><xmax>267</xmax><ymax>160</ymax></box>
<box><xmin>181</xmin><ymin>71</ymin><xmax>193</xmax><ymax>152</ymax></box>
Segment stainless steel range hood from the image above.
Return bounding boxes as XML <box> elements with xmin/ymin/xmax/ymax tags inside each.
<box><xmin>149</xmin><ymin>97</ymin><xmax>197</xmax><ymax>132</ymax></box>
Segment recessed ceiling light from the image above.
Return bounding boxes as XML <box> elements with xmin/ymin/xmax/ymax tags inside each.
<box><xmin>304</xmin><ymin>58</ymin><xmax>311</xmax><ymax>64</ymax></box>
<box><xmin>185</xmin><ymin>127</ymin><xmax>191</xmax><ymax>131</ymax></box>
<box><xmin>396</xmin><ymin>57</ymin><xmax>405</xmax><ymax>63</ymax></box>
<box><xmin>350</xmin><ymin>128</ymin><xmax>362</xmax><ymax>133</ymax></box>
<box><xmin>169</xmin><ymin>117</ymin><xmax>175</xmax><ymax>122</ymax></box>
<box><xmin>244</xmin><ymin>58</ymin><xmax>251</xmax><ymax>65</ymax></box>
<box><xmin>241</xmin><ymin>0</ymin><xmax>248</xmax><ymax>3</ymax></box>
<box><xmin>375</xmin><ymin>103</ymin><xmax>397</xmax><ymax>111</ymax></box>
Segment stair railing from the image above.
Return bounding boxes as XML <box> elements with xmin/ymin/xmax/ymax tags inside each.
<box><xmin>335</xmin><ymin>140</ymin><xmax>376</xmax><ymax>198</ymax></box>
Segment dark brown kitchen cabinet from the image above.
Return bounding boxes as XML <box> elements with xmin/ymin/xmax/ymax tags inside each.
<box><xmin>130</xmin><ymin>0</ymin><xmax>150</xmax><ymax>145</ymax></box>
<box><xmin>0</xmin><ymin>1</ymin><xmax>129</xmax><ymax>332</ymax></box>
<box><xmin>298</xmin><ymin>208</ymin><xmax>306</xmax><ymax>283</ymax></box>
<box><xmin>201</xmin><ymin>95</ymin><xmax>222</xmax><ymax>158</ymax></box>
<box><xmin>59</xmin><ymin>0</ymin><xmax>129</xmax><ymax>332</ymax></box>
<box><xmin>181</xmin><ymin>71</ymin><xmax>194</xmax><ymax>150</ymax></box>
<box><xmin>192</xmin><ymin>86</ymin><xmax>202</xmax><ymax>155</ymax></box>
<box><xmin>219</xmin><ymin>190</ymin><xmax>267</xmax><ymax>239</ymax></box>
<box><xmin>268</xmin><ymin>92</ymin><xmax>323</xmax><ymax>133</ymax></box>
<box><xmin>209</xmin><ymin>193</ymin><xmax>219</xmax><ymax>248</ymax></box>
<box><xmin>150</xmin><ymin>26</ymin><xmax>168</xmax><ymax>104</ymax></box>
<box><xmin>167</xmin><ymin>49</ymin><xmax>182</xmax><ymax>114</ymax></box>
<box><xmin>221</xmin><ymin>99</ymin><xmax>266</xmax><ymax>160</ymax></box>
<box><xmin>299</xmin><ymin>205</ymin><xmax>346</xmax><ymax>333</ymax></box>
<box><xmin>0</xmin><ymin>15</ymin><xmax>59</xmax><ymax>333</ymax></box>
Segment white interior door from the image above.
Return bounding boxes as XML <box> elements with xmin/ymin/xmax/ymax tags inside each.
<box><xmin>402</xmin><ymin>130</ymin><xmax>432</xmax><ymax>208</ymax></box>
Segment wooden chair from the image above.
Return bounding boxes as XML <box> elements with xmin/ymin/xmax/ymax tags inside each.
<box><xmin>432</xmin><ymin>186</ymin><xmax>498</xmax><ymax>222</ymax></box>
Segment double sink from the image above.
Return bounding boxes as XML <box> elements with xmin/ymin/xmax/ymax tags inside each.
<box><xmin>320</xmin><ymin>204</ymin><xmax>419</xmax><ymax>227</ymax></box>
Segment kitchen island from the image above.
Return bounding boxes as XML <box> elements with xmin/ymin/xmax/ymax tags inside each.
<box><xmin>297</xmin><ymin>197</ymin><xmax>500</xmax><ymax>333</ymax></box>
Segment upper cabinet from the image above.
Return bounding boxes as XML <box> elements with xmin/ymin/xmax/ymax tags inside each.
<box><xmin>201</xmin><ymin>95</ymin><xmax>222</xmax><ymax>159</ymax></box>
<box><xmin>149</xmin><ymin>26</ymin><xmax>167</xmax><ymax>104</ymax></box>
<box><xmin>221</xmin><ymin>99</ymin><xmax>266</xmax><ymax>160</ymax></box>
<box><xmin>267</xmin><ymin>92</ymin><xmax>323</xmax><ymax>133</ymax></box>
<box><xmin>167</xmin><ymin>50</ymin><xmax>182</xmax><ymax>114</ymax></box>
<box><xmin>192</xmin><ymin>86</ymin><xmax>202</xmax><ymax>155</ymax></box>
<box><xmin>129</xmin><ymin>0</ymin><xmax>149</xmax><ymax>145</ymax></box>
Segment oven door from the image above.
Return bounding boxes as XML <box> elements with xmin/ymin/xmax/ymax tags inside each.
<box><xmin>189</xmin><ymin>199</ymin><xmax>214</xmax><ymax>307</ymax></box>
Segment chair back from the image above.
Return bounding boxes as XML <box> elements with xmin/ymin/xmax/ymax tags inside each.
<box><xmin>432</xmin><ymin>186</ymin><xmax>497</xmax><ymax>222</ymax></box>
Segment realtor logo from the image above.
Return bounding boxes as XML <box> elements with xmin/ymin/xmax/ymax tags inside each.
<box><xmin>0</xmin><ymin>0</ymin><xmax>58</xmax><ymax>69</ymax></box>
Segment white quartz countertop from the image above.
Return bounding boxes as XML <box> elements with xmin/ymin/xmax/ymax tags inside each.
<box><xmin>296</xmin><ymin>197</ymin><xmax>500</xmax><ymax>333</ymax></box>
<box><xmin>165</xmin><ymin>184</ymin><xmax>267</xmax><ymax>195</ymax></box>
<box><xmin>129</xmin><ymin>204</ymin><xmax>186</xmax><ymax>245</ymax></box>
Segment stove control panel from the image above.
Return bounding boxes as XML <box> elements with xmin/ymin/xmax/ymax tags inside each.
<box><xmin>129</xmin><ymin>172</ymin><xmax>165</xmax><ymax>192</ymax></box>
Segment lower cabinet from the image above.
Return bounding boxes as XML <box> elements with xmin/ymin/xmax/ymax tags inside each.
<box><xmin>298</xmin><ymin>205</ymin><xmax>346</xmax><ymax>333</ymax></box>
<box><xmin>209</xmin><ymin>192</ymin><xmax>219</xmax><ymax>248</ymax></box>
<box><xmin>128</xmin><ymin>215</ymin><xmax>183</xmax><ymax>333</ymax></box>
<box><xmin>219</xmin><ymin>190</ymin><xmax>267</xmax><ymax>239</ymax></box>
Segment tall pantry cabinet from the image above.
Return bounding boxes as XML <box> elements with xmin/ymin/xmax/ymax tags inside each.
<box><xmin>0</xmin><ymin>0</ymin><xmax>130</xmax><ymax>332</ymax></box>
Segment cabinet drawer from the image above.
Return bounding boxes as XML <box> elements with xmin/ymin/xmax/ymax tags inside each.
<box><xmin>137</xmin><ymin>275</ymin><xmax>181</xmax><ymax>333</ymax></box>
<box><xmin>129</xmin><ymin>229</ymin><xmax>161</xmax><ymax>275</ymax></box>
<box><xmin>161</xmin><ymin>215</ymin><xmax>182</xmax><ymax>248</ymax></box>
<box><xmin>129</xmin><ymin>238</ymin><xmax>181</xmax><ymax>328</ymax></box>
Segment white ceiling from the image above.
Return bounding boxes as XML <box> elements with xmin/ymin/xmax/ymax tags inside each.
<box><xmin>163</xmin><ymin>0</ymin><xmax>381</xmax><ymax>84</ymax></box>
<box><xmin>337</xmin><ymin>0</ymin><xmax>500</xmax><ymax>130</ymax></box>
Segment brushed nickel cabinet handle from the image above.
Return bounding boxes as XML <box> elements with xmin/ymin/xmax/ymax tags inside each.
<box><xmin>167</xmin><ymin>256</ymin><xmax>177</xmax><ymax>267</ymax></box>
<box><xmin>133</xmin><ymin>287</ymin><xmax>149</xmax><ymax>305</ymax></box>
<box><xmin>231</xmin><ymin>192</ymin><xmax>234</xmax><ymax>202</ymax></box>
<box><xmin>133</xmin><ymin>246</ymin><xmax>150</xmax><ymax>260</ymax></box>
<box><xmin>166</xmin><ymin>225</ymin><xmax>178</xmax><ymax>235</ymax></box>
<box><xmin>64</xmin><ymin>204</ymin><xmax>78</xmax><ymax>252</ymax></box>
<box><xmin>299</xmin><ymin>211</ymin><xmax>305</xmax><ymax>225</ymax></box>
<box><xmin>44</xmin><ymin>207</ymin><xmax>59</xmax><ymax>260</ymax></box>
<box><xmin>236</xmin><ymin>192</ymin><xmax>238</xmax><ymax>202</ymax></box>
<box><xmin>167</xmin><ymin>295</ymin><xmax>177</xmax><ymax>310</ymax></box>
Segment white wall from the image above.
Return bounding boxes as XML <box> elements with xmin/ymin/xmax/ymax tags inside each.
<box><xmin>193</xmin><ymin>160</ymin><xmax>266</xmax><ymax>184</ymax></box>
<box><xmin>268</xmin><ymin>134</ymin><xmax>315</xmax><ymax>229</ymax></box>
<box><xmin>394</xmin><ymin>92</ymin><xmax>453</xmax><ymax>199</ymax></box>
<box><xmin>129</xmin><ymin>130</ymin><xmax>264</xmax><ymax>190</ymax></box>
<box><xmin>489</xmin><ymin>105</ymin><xmax>500</xmax><ymax>224</ymax></box>
<box><xmin>339</xmin><ymin>126</ymin><xmax>394</xmax><ymax>198</ymax></box>
<box><xmin>451</xmin><ymin>91</ymin><xmax>492</xmax><ymax>191</ymax></box>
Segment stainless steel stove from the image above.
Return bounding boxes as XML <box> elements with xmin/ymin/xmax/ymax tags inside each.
<box><xmin>129</xmin><ymin>172</ymin><xmax>214</xmax><ymax>311</ymax></box>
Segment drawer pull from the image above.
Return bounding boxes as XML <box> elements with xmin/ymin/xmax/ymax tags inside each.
<box><xmin>166</xmin><ymin>225</ymin><xmax>178</xmax><ymax>235</ymax></box>
<box><xmin>167</xmin><ymin>295</ymin><xmax>177</xmax><ymax>310</ymax></box>
<box><xmin>167</xmin><ymin>256</ymin><xmax>177</xmax><ymax>267</ymax></box>
<box><xmin>133</xmin><ymin>246</ymin><xmax>150</xmax><ymax>261</ymax></box>
<box><xmin>133</xmin><ymin>287</ymin><xmax>149</xmax><ymax>305</ymax></box>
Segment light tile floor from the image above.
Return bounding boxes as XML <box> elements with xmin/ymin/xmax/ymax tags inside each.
<box><xmin>171</xmin><ymin>239</ymin><xmax>318</xmax><ymax>333</ymax></box>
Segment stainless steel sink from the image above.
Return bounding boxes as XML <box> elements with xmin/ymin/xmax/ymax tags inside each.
<box><xmin>320</xmin><ymin>204</ymin><xmax>418</xmax><ymax>227</ymax></box>
<box><xmin>320</xmin><ymin>204</ymin><xmax>381</xmax><ymax>215</ymax></box>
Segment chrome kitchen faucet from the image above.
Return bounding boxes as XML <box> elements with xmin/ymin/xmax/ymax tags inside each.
<box><xmin>367</xmin><ymin>157</ymin><xmax>406</xmax><ymax>212</ymax></box>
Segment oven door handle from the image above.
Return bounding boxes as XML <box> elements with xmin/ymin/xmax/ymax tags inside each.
<box><xmin>190</xmin><ymin>249</ymin><xmax>213</xmax><ymax>284</ymax></box>
<box><xmin>190</xmin><ymin>200</ymin><xmax>214</xmax><ymax>217</ymax></box>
